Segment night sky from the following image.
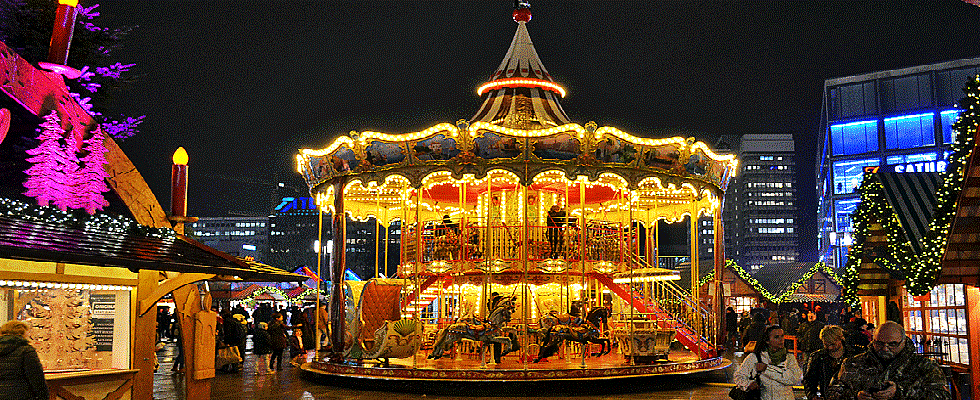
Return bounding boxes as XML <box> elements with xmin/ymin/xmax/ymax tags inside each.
<box><xmin>98</xmin><ymin>1</ymin><xmax>980</xmax><ymax>259</ymax></box>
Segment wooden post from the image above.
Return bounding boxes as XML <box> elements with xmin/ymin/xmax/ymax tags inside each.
<box><xmin>172</xmin><ymin>283</ymin><xmax>213</xmax><ymax>400</ymax></box>
<box><xmin>131</xmin><ymin>270</ymin><xmax>159</xmax><ymax>400</ymax></box>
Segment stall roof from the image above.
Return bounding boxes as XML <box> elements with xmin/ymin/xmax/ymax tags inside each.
<box><xmin>877</xmin><ymin>172</ymin><xmax>942</xmax><ymax>254</ymax></box>
<box><xmin>943</xmin><ymin>132</ymin><xmax>980</xmax><ymax>281</ymax></box>
<box><xmin>0</xmin><ymin>215</ymin><xmax>307</xmax><ymax>282</ymax></box>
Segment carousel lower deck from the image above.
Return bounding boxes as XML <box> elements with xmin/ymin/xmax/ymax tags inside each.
<box><xmin>300</xmin><ymin>348</ymin><xmax>730</xmax><ymax>395</ymax></box>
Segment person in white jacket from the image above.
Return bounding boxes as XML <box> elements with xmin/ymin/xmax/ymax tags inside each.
<box><xmin>734</xmin><ymin>325</ymin><xmax>802</xmax><ymax>400</ymax></box>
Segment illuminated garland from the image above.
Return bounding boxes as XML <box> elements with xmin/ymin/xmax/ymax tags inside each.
<box><xmin>0</xmin><ymin>196</ymin><xmax>175</xmax><ymax>239</ymax></box>
<box><xmin>241</xmin><ymin>286</ymin><xmax>318</xmax><ymax>303</ymax></box>
<box><xmin>721</xmin><ymin>260</ymin><xmax>837</xmax><ymax>304</ymax></box>
<box><xmin>843</xmin><ymin>75</ymin><xmax>980</xmax><ymax>298</ymax></box>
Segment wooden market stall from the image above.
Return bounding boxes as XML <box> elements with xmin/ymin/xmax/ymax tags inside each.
<box><xmin>0</xmin><ymin>40</ymin><xmax>307</xmax><ymax>400</ymax></box>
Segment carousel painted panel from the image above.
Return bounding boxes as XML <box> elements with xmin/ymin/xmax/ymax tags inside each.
<box><xmin>473</xmin><ymin>131</ymin><xmax>522</xmax><ymax>160</ymax></box>
<box><xmin>530</xmin><ymin>133</ymin><xmax>580</xmax><ymax>161</ymax></box>
<box><xmin>412</xmin><ymin>134</ymin><xmax>459</xmax><ymax>162</ymax></box>
<box><xmin>594</xmin><ymin>135</ymin><xmax>639</xmax><ymax>165</ymax></box>
<box><xmin>364</xmin><ymin>141</ymin><xmax>407</xmax><ymax>167</ymax></box>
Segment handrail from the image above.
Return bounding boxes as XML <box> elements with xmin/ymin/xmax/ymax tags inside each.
<box><xmin>624</xmin><ymin>252</ymin><xmax>716</xmax><ymax>350</ymax></box>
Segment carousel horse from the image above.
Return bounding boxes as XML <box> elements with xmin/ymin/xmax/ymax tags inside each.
<box><xmin>534</xmin><ymin>312</ymin><xmax>611</xmax><ymax>362</ymax></box>
<box><xmin>427</xmin><ymin>297</ymin><xmax>520</xmax><ymax>363</ymax></box>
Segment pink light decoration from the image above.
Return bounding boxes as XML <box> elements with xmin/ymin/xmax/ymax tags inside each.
<box><xmin>0</xmin><ymin>108</ymin><xmax>10</xmax><ymax>145</ymax></box>
<box><xmin>37</xmin><ymin>62</ymin><xmax>82</xmax><ymax>79</ymax></box>
<box><xmin>23</xmin><ymin>110</ymin><xmax>109</xmax><ymax>214</ymax></box>
<box><xmin>73</xmin><ymin>127</ymin><xmax>110</xmax><ymax>213</ymax></box>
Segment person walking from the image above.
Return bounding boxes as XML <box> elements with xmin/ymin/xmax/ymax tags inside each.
<box><xmin>267</xmin><ymin>313</ymin><xmax>288</xmax><ymax>371</ymax></box>
<box><xmin>734</xmin><ymin>325</ymin><xmax>802</xmax><ymax>400</ymax></box>
<box><xmin>0</xmin><ymin>320</ymin><xmax>48</xmax><ymax>400</ymax></box>
<box><xmin>725</xmin><ymin>307</ymin><xmax>738</xmax><ymax>347</ymax></box>
<box><xmin>803</xmin><ymin>325</ymin><xmax>856</xmax><ymax>400</ymax></box>
<box><xmin>252</xmin><ymin>322</ymin><xmax>273</xmax><ymax>374</ymax></box>
<box><xmin>831</xmin><ymin>321</ymin><xmax>949</xmax><ymax>400</ymax></box>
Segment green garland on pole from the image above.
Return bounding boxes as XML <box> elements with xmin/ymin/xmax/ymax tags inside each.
<box><xmin>843</xmin><ymin>75</ymin><xmax>980</xmax><ymax>298</ymax></box>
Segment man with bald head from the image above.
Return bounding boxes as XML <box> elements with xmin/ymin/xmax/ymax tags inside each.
<box><xmin>829</xmin><ymin>321</ymin><xmax>949</xmax><ymax>400</ymax></box>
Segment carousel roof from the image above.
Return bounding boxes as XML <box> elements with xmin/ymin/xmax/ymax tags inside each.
<box><xmin>472</xmin><ymin>5</ymin><xmax>570</xmax><ymax>128</ymax></box>
<box><xmin>297</xmin><ymin>4</ymin><xmax>737</xmax><ymax>223</ymax></box>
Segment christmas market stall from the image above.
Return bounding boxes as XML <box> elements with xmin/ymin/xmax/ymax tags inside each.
<box><xmin>296</xmin><ymin>3</ymin><xmax>738</xmax><ymax>392</ymax></box>
<box><xmin>0</xmin><ymin>40</ymin><xmax>306</xmax><ymax>400</ymax></box>
<box><xmin>843</xmin><ymin>75</ymin><xmax>980</xmax><ymax>400</ymax></box>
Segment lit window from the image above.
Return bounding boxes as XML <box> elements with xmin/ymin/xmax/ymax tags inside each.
<box><xmin>833</xmin><ymin>158</ymin><xmax>879</xmax><ymax>194</ymax></box>
<box><xmin>831</xmin><ymin>119</ymin><xmax>878</xmax><ymax>156</ymax></box>
<box><xmin>941</xmin><ymin>109</ymin><xmax>963</xmax><ymax>144</ymax></box>
<box><xmin>884</xmin><ymin>113</ymin><xmax>935</xmax><ymax>149</ymax></box>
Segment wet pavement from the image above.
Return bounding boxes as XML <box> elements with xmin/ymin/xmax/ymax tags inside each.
<box><xmin>153</xmin><ymin>339</ymin><xmax>804</xmax><ymax>399</ymax></box>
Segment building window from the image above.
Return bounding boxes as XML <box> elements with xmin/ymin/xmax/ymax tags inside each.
<box><xmin>833</xmin><ymin>158</ymin><xmax>879</xmax><ymax>195</ymax></box>
<box><xmin>829</xmin><ymin>82</ymin><xmax>877</xmax><ymax>119</ymax></box>
<box><xmin>728</xmin><ymin>296</ymin><xmax>755</xmax><ymax>315</ymax></box>
<box><xmin>885</xmin><ymin>152</ymin><xmax>937</xmax><ymax>166</ymax></box>
<box><xmin>831</xmin><ymin>120</ymin><xmax>878</xmax><ymax>156</ymax></box>
<box><xmin>903</xmin><ymin>284</ymin><xmax>970</xmax><ymax>366</ymax></box>
<box><xmin>881</xmin><ymin>74</ymin><xmax>932</xmax><ymax>112</ymax></box>
<box><xmin>941</xmin><ymin>109</ymin><xmax>963</xmax><ymax>144</ymax></box>
<box><xmin>884</xmin><ymin>113</ymin><xmax>935</xmax><ymax>149</ymax></box>
<box><xmin>834</xmin><ymin>197</ymin><xmax>861</xmax><ymax>232</ymax></box>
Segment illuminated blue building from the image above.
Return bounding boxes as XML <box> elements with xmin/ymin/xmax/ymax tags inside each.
<box><xmin>817</xmin><ymin>57</ymin><xmax>980</xmax><ymax>271</ymax></box>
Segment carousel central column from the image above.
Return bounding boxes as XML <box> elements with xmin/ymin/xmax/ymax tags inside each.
<box><xmin>713</xmin><ymin>191</ymin><xmax>725</xmax><ymax>346</ymax></box>
<box><xmin>329</xmin><ymin>177</ymin><xmax>348</xmax><ymax>362</ymax></box>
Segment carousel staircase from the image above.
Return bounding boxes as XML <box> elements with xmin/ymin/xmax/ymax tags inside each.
<box><xmin>593</xmin><ymin>268</ymin><xmax>717</xmax><ymax>359</ymax></box>
<box><xmin>400</xmin><ymin>275</ymin><xmax>445</xmax><ymax>314</ymax></box>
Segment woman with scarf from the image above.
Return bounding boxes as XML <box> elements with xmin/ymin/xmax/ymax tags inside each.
<box><xmin>734</xmin><ymin>325</ymin><xmax>802</xmax><ymax>400</ymax></box>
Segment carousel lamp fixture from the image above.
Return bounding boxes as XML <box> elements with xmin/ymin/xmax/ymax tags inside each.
<box><xmin>477</xmin><ymin>78</ymin><xmax>566</xmax><ymax>98</ymax></box>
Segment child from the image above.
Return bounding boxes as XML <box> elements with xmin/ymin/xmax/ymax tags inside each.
<box><xmin>252</xmin><ymin>322</ymin><xmax>272</xmax><ymax>373</ymax></box>
<box><xmin>288</xmin><ymin>328</ymin><xmax>305</xmax><ymax>364</ymax></box>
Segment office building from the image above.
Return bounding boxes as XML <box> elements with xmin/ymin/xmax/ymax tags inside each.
<box><xmin>720</xmin><ymin>133</ymin><xmax>799</xmax><ymax>270</ymax></box>
<box><xmin>817</xmin><ymin>57</ymin><xmax>980</xmax><ymax>270</ymax></box>
<box><xmin>190</xmin><ymin>216</ymin><xmax>269</xmax><ymax>261</ymax></box>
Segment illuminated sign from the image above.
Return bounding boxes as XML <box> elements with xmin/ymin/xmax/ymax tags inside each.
<box><xmin>275</xmin><ymin>197</ymin><xmax>317</xmax><ymax>213</ymax></box>
<box><xmin>868</xmin><ymin>160</ymin><xmax>947</xmax><ymax>174</ymax></box>
<box><xmin>242</xmin><ymin>244</ymin><xmax>257</xmax><ymax>251</ymax></box>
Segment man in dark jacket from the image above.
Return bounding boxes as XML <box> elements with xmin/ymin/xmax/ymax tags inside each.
<box><xmin>739</xmin><ymin>312</ymin><xmax>767</xmax><ymax>352</ymax></box>
<box><xmin>830</xmin><ymin>321</ymin><xmax>950</xmax><ymax>400</ymax></box>
<box><xmin>0</xmin><ymin>320</ymin><xmax>48</xmax><ymax>400</ymax></box>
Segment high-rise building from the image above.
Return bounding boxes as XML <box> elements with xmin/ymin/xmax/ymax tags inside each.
<box><xmin>190</xmin><ymin>216</ymin><xmax>269</xmax><ymax>261</ymax></box>
<box><xmin>720</xmin><ymin>133</ymin><xmax>799</xmax><ymax>270</ymax></box>
<box><xmin>816</xmin><ymin>57</ymin><xmax>980</xmax><ymax>271</ymax></box>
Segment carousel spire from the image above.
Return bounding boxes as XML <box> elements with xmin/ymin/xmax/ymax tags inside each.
<box><xmin>471</xmin><ymin>1</ymin><xmax>571</xmax><ymax>129</ymax></box>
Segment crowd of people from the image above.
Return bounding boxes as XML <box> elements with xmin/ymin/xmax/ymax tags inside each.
<box><xmin>727</xmin><ymin>306</ymin><xmax>951</xmax><ymax>400</ymax></box>
<box><xmin>158</xmin><ymin>302</ymin><xmax>328</xmax><ymax>375</ymax></box>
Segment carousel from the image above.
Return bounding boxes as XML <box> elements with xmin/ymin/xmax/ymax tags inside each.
<box><xmin>296</xmin><ymin>3</ymin><xmax>738</xmax><ymax>393</ymax></box>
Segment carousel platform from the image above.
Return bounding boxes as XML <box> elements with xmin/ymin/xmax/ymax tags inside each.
<box><xmin>299</xmin><ymin>348</ymin><xmax>731</xmax><ymax>395</ymax></box>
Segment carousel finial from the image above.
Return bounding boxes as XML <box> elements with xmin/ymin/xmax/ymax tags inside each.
<box><xmin>513</xmin><ymin>0</ymin><xmax>532</xmax><ymax>23</ymax></box>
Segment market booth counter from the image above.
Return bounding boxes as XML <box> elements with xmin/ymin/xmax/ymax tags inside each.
<box><xmin>0</xmin><ymin>209</ymin><xmax>308</xmax><ymax>400</ymax></box>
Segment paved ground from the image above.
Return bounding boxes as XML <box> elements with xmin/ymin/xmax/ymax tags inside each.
<box><xmin>153</xmin><ymin>340</ymin><xmax>803</xmax><ymax>400</ymax></box>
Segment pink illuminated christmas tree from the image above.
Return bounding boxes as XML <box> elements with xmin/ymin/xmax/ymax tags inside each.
<box><xmin>23</xmin><ymin>111</ymin><xmax>109</xmax><ymax>214</ymax></box>
<box><xmin>24</xmin><ymin>111</ymin><xmax>78</xmax><ymax>210</ymax></box>
<box><xmin>73</xmin><ymin>127</ymin><xmax>110</xmax><ymax>213</ymax></box>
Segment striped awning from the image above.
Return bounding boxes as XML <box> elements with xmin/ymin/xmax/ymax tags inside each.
<box><xmin>876</xmin><ymin>172</ymin><xmax>942</xmax><ymax>254</ymax></box>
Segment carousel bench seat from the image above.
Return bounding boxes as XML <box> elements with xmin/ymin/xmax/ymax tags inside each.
<box><xmin>613</xmin><ymin>328</ymin><xmax>673</xmax><ymax>362</ymax></box>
